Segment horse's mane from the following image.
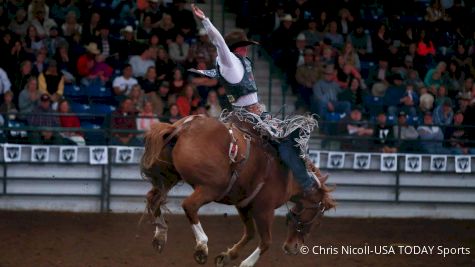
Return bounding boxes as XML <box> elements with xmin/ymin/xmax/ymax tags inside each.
<box><xmin>305</xmin><ymin>158</ymin><xmax>337</xmax><ymax>210</ymax></box>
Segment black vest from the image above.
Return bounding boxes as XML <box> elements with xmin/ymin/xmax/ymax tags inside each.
<box><xmin>217</xmin><ymin>54</ymin><xmax>258</xmax><ymax>104</ymax></box>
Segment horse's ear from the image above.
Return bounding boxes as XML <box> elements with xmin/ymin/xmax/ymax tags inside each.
<box><xmin>318</xmin><ymin>173</ymin><xmax>329</xmax><ymax>185</ymax></box>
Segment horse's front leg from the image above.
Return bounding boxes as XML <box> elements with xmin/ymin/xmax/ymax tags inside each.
<box><xmin>182</xmin><ymin>186</ymin><xmax>217</xmax><ymax>265</ymax></box>
<box><xmin>215</xmin><ymin>206</ymin><xmax>255</xmax><ymax>267</ymax></box>
<box><xmin>238</xmin><ymin>209</ymin><xmax>274</xmax><ymax>267</ymax></box>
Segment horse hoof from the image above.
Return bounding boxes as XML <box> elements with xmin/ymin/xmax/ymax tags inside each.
<box><xmin>152</xmin><ymin>236</ymin><xmax>166</xmax><ymax>253</ymax></box>
<box><xmin>214</xmin><ymin>253</ymin><xmax>230</xmax><ymax>267</ymax></box>
<box><xmin>194</xmin><ymin>249</ymin><xmax>208</xmax><ymax>265</ymax></box>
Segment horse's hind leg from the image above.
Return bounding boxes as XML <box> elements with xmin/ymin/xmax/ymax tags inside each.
<box><xmin>182</xmin><ymin>186</ymin><xmax>218</xmax><ymax>265</ymax></box>
<box><xmin>215</xmin><ymin>206</ymin><xmax>255</xmax><ymax>267</ymax></box>
<box><xmin>147</xmin><ymin>187</ymin><xmax>168</xmax><ymax>253</ymax></box>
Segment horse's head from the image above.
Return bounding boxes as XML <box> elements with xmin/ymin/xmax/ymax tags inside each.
<box><xmin>282</xmin><ymin>174</ymin><xmax>335</xmax><ymax>255</ymax></box>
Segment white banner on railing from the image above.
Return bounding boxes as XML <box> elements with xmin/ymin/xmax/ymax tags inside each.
<box><xmin>89</xmin><ymin>146</ymin><xmax>108</xmax><ymax>165</ymax></box>
<box><xmin>115</xmin><ymin>147</ymin><xmax>134</xmax><ymax>163</ymax></box>
<box><xmin>31</xmin><ymin>146</ymin><xmax>50</xmax><ymax>162</ymax></box>
<box><xmin>381</xmin><ymin>154</ymin><xmax>397</xmax><ymax>172</ymax></box>
<box><xmin>59</xmin><ymin>146</ymin><xmax>78</xmax><ymax>163</ymax></box>
<box><xmin>405</xmin><ymin>155</ymin><xmax>422</xmax><ymax>172</ymax></box>
<box><xmin>327</xmin><ymin>152</ymin><xmax>345</xmax><ymax>169</ymax></box>
<box><xmin>353</xmin><ymin>153</ymin><xmax>371</xmax><ymax>170</ymax></box>
<box><xmin>430</xmin><ymin>155</ymin><xmax>447</xmax><ymax>172</ymax></box>
<box><xmin>308</xmin><ymin>150</ymin><xmax>320</xmax><ymax>168</ymax></box>
<box><xmin>455</xmin><ymin>156</ymin><xmax>471</xmax><ymax>173</ymax></box>
<box><xmin>3</xmin><ymin>144</ymin><xmax>21</xmax><ymax>162</ymax></box>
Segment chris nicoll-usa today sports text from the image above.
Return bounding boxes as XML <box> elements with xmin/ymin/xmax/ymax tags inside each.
<box><xmin>306</xmin><ymin>245</ymin><xmax>471</xmax><ymax>257</ymax></box>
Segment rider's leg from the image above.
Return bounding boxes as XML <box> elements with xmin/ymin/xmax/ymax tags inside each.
<box><xmin>278</xmin><ymin>132</ymin><xmax>316</xmax><ymax>192</ymax></box>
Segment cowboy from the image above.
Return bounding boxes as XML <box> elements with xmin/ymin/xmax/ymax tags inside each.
<box><xmin>191</xmin><ymin>4</ymin><xmax>320</xmax><ymax>199</ymax></box>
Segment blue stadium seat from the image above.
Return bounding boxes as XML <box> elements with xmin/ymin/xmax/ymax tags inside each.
<box><xmin>88</xmin><ymin>103</ymin><xmax>116</xmax><ymax>125</ymax></box>
<box><xmin>64</xmin><ymin>84</ymin><xmax>88</xmax><ymax>103</ymax></box>
<box><xmin>69</xmin><ymin>102</ymin><xmax>91</xmax><ymax>114</ymax></box>
<box><xmin>363</xmin><ymin>95</ymin><xmax>384</xmax><ymax>118</ymax></box>
<box><xmin>81</xmin><ymin>122</ymin><xmax>107</xmax><ymax>145</ymax></box>
<box><xmin>84</xmin><ymin>83</ymin><xmax>114</xmax><ymax>104</ymax></box>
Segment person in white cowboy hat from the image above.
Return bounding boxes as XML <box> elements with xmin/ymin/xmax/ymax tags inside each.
<box><xmin>77</xmin><ymin>42</ymin><xmax>100</xmax><ymax>78</ymax></box>
<box><xmin>191</xmin><ymin>4</ymin><xmax>323</xmax><ymax>201</ymax></box>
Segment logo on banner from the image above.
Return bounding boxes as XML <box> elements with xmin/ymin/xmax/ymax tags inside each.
<box><xmin>405</xmin><ymin>155</ymin><xmax>422</xmax><ymax>172</ymax></box>
<box><xmin>430</xmin><ymin>156</ymin><xmax>447</xmax><ymax>171</ymax></box>
<box><xmin>308</xmin><ymin>150</ymin><xmax>320</xmax><ymax>168</ymax></box>
<box><xmin>455</xmin><ymin>156</ymin><xmax>471</xmax><ymax>173</ymax></box>
<box><xmin>60</xmin><ymin>147</ymin><xmax>78</xmax><ymax>163</ymax></box>
<box><xmin>327</xmin><ymin>152</ymin><xmax>344</xmax><ymax>169</ymax></box>
<box><xmin>89</xmin><ymin>146</ymin><xmax>108</xmax><ymax>165</ymax></box>
<box><xmin>380</xmin><ymin>154</ymin><xmax>397</xmax><ymax>172</ymax></box>
<box><xmin>115</xmin><ymin>147</ymin><xmax>134</xmax><ymax>163</ymax></box>
<box><xmin>354</xmin><ymin>153</ymin><xmax>371</xmax><ymax>169</ymax></box>
<box><xmin>31</xmin><ymin>146</ymin><xmax>49</xmax><ymax>162</ymax></box>
<box><xmin>3</xmin><ymin>144</ymin><xmax>21</xmax><ymax>162</ymax></box>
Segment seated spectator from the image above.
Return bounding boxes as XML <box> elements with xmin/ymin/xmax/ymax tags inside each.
<box><xmin>404</xmin><ymin>69</ymin><xmax>424</xmax><ymax>89</ymax></box>
<box><xmin>140</xmin><ymin>66</ymin><xmax>161</xmax><ymax>113</ymax></box>
<box><xmin>19</xmin><ymin>77</ymin><xmax>40</xmax><ymax>114</ymax></box>
<box><xmin>419</xmin><ymin>87</ymin><xmax>435</xmax><ymax>113</ymax></box>
<box><xmin>205</xmin><ymin>90</ymin><xmax>222</xmax><ymax>118</ymax></box>
<box><xmin>155</xmin><ymin>46</ymin><xmax>176</xmax><ymax>82</ymax></box>
<box><xmin>348</xmin><ymin>22</ymin><xmax>372</xmax><ymax>59</ymax></box>
<box><xmin>43</xmin><ymin>26</ymin><xmax>68</xmax><ymax>56</ymax></box>
<box><xmin>168</xmin><ymin>32</ymin><xmax>189</xmax><ymax>65</ymax></box>
<box><xmin>384</xmin><ymin>74</ymin><xmax>406</xmax><ymax>116</ymax></box>
<box><xmin>13</xmin><ymin>60</ymin><xmax>33</xmax><ymax>98</ymax></box>
<box><xmin>324</xmin><ymin>21</ymin><xmax>344</xmax><ymax>49</ymax></box>
<box><xmin>77</xmin><ymin>42</ymin><xmax>100</xmax><ymax>78</ymax></box>
<box><xmin>417</xmin><ymin>112</ymin><xmax>445</xmax><ymax>154</ymax></box>
<box><xmin>372</xmin><ymin>23</ymin><xmax>391</xmax><ymax>59</ymax></box>
<box><xmin>38</xmin><ymin>60</ymin><xmax>64</xmax><ymax>107</ymax></box>
<box><xmin>169</xmin><ymin>67</ymin><xmax>187</xmax><ymax>95</ymax></box>
<box><xmin>445</xmin><ymin>60</ymin><xmax>465</xmax><ymax>94</ymax></box>
<box><xmin>8</xmin><ymin>8</ymin><xmax>29</xmax><ymax>37</ymax></box>
<box><xmin>0</xmin><ymin>91</ymin><xmax>18</xmax><ymax>116</ymax></box>
<box><xmin>57</xmin><ymin>99</ymin><xmax>85</xmax><ymax>145</ymax></box>
<box><xmin>95</xmin><ymin>23</ymin><xmax>119</xmax><ymax>67</ymax></box>
<box><xmin>129</xmin><ymin>84</ymin><xmax>146</xmax><ymax>113</ymax></box>
<box><xmin>393</xmin><ymin>111</ymin><xmax>420</xmax><ymax>152</ymax></box>
<box><xmin>434</xmin><ymin>84</ymin><xmax>451</xmax><ymax>107</ymax></box>
<box><xmin>446</xmin><ymin>111</ymin><xmax>473</xmax><ymax>154</ymax></box>
<box><xmin>339</xmin><ymin>107</ymin><xmax>373</xmax><ymax>151</ymax></box>
<box><xmin>61</xmin><ymin>11</ymin><xmax>82</xmax><ymax>37</ymax></box>
<box><xmin>341</xmin><ymin>42</ymin><xmax>360</xmax><ymax>70</ymax></box>
<box><xmin>456</xmin><ymin>92</ymin><xmax>472</xmax><ymax>114</ymax></box>
<box><xmin>433</xmin><ymin>98</ymin><xmax>454</xmax><ymax>126</ymax></box>
<box><xmin>311</xmin><ymin>65</ymin><xmax>350</xmax><ymax>121</ymax></box>
<box><xmin>390</xmin><ymin>83</ymin><xmax>419</xmax><ymax>117</ymax></box>
<box><xmin>155</xmin><ymin>81</ymin><xmax>175</xmax><ymax>116</ymax></box>
<box><xmin>23</xmin><ymin>25</ymin><xmax>45</xmax><ymax>56</ymax></box>
<box><xmin>372</xmin><ymin>112</ymin><xmax>396</xmax><ymax>153</ymax></box>
<box><xmin>55</xmin><ymin>46</ymin><xmax>76</xmax><ymax>82</ymax></box>
<box><xmin>424</xmin><ymin>61</ymin><xmax>447</xmax><ymax>89</ymax></box>
<box><xmin>165</xmin><ymin>103</ymin><xmax>182</xmax><ymax>124</ymax></box>
<box><xmin>50</xmin><ymin>0</ymin><xmax>81</xmax><ymax>25</ymax></box>
<box><xmin>0</xmin><ymin>67</ymin><xmax>12</xmax><ymax>100</ymax></box>
<box><xmin>110</xmin><ymin>98</ymin><xmax>141</xmax><ymax>146</ymax></box>
<box><xmin>83</xmin><ymin>54</ymin><xmax>113</xmax><ymax>86</ymax></box>
<box><xmin>28</xmin><ymin>0</ymin><xmax>50</xmax><ymax>21</ymax></box>
<box><xmin>367</xmin><ymin>57</ymin><xmax>390</xmax><ymax>87</ymax></box>
<box><xmin>136</xmin><ymin>100</ymin><xmax>159</xmax><ymax>134</ymax></box>
<box><xmin>129</xmin><ymin>46</ymin><xmax>156</xmax><ymax>78</ymax></box>
<box><xmin>27</xmin><ymin>93</ymin><xmax>65</xmax><ymax>145</ymax></box>
<box><xmin>157</xmin><ymin>13</ymin><xmax>177</xmax><ymax>45</ymax></box>
<box><xmin>82</xmin><ymin>12</ymin><xmax>101</xmax><ymax>44</ymax></box>
<box><xmin>300</xmin><ymin>17</ymin><xmax>324</xmax><ymax>46</ymax></box>
<box><xmin>335</xmin><ymin>55</ymin><xmax>362</xmax><ymax>89</ymax></box>
<box><xmin>338</xmin><ymin>78</ymin><xmax>367</xmax><ymax>110</ymax></box>
<box><xmin>271</xmin><ymin>14</ymin><xmax>298</xmax><ymax>63</ymax></box>
<box><xmin>295</xmin><ymin>48</ymin><xmax>321</xmax><ymax>110</ymax></box>
<box><xmin>113</xmin><ymin>64</ymin><xmax>138</xmax><ymax>99</ymax></box>
<box><xmin>30</xmin><ymin>8</ymin><xmax>57</xmax><ymax>39</ymax></box>
<box><xmin>176</xmin><ymin>84</ymin><xmax>200</xmax><ymax>117</ymax></box>
<box><xmin>137</xmin><ymin>15</ymin><xmax>157</xmax><ymax>41</ymax></box>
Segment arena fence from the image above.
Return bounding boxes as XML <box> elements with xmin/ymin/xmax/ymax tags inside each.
<box><xmin>0</xmin><ymin>116</ymin><xmax>474</xmax><ymax>218</ymax></box>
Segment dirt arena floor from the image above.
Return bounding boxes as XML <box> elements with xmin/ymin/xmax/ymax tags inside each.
<box><xmin>0</xmin><ymin>211</ymin><xmax>474</xmax><ymax>267</ymax></box>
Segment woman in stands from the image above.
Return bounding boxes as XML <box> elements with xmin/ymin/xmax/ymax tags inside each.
<box><xmin>58</xmin><ymin>99</ymin><xmax>85</xmax><ymax>145</ymax></box>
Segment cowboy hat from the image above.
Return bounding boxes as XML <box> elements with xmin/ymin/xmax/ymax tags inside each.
<box><xmin>122</xmin><ymin>25</ymin><xmax>134</xmax><ymax>33</ymax></box>
<box><xmin>84</xmin><ymin>42</ymin><xmax>100</xmax><ymax>55</ymax></box>
<box><xmin>281</xmin><ymin>14</ymin><xmax>295</xmax><ymax>22</ymax></box>
<box><xmin>224</xmin><ymin>29</ymin><xmax>259</xmax><ymax>51</ymax></box>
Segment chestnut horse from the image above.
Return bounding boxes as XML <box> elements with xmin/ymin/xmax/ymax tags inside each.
<box><xmin>141</xmin><ymin>115</ymin><xmax>335</xmax><ymax>267</ymax></box>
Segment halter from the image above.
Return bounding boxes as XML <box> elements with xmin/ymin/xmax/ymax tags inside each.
<box><xmin>286</xmin><ymin>201</ymin><xmax>326</xmax><ymax>236</ymax></box>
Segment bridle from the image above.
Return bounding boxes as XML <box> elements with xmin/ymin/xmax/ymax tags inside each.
<box><xmin>286</xmin><ymin>200</ymin><xmax>326</xmax><ymax>236</ymax></box>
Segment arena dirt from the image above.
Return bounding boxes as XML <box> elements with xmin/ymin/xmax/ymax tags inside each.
<box><xmin>0</xmin><ymin>211</ymin><xmax>474</xmax><ymax>267</ymax></box>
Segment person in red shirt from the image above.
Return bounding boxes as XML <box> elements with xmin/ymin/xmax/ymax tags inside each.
<box><xmin>76</xmin><ymin>42</ymin><xmax>100</xmax><ymax>77</ymax></box>
<box><xmin>58</xmin><ymin>99</ymin><xmax>85</xmax><ymax>145</ymax></box>
<box><xmin>176</xmin><ymin>84</ymin><xmax>200</xmax><ymax>117</ymax></box>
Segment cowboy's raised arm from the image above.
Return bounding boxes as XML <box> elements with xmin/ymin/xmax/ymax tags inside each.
<box><xmin>192</xmin><ymin>4</ymin><xmax>243</xmax><ymax>84</ymax></box>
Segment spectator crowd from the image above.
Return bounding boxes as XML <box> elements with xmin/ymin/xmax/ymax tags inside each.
<box><xmin>0</xmin><ymin>0</ymin><xmax>227</xmax><ymax>146</ymax></box>
<box><xmin>0</xmin><ymin>0</ymin><xmax>474</xmax><ymax>154</ymax></box>
<box><xmin>236</xmin><ymin>0</ymin><xmax>475</xmax><ymax>154</ymax></box>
